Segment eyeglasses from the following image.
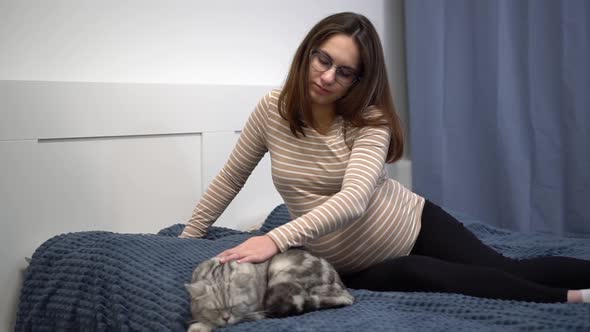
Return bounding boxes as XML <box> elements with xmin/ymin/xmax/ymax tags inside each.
<box><xmin>309</xmin><ymin>49</ymin><xmax>360</xmax><ymax>86</ymax></box>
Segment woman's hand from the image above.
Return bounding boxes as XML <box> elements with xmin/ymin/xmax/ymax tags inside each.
<box><xmin>217</xmin><ymin>235</ymin><xmax>279</xmax><ymax>264</ymax></box>
<box><xmin>217</xmin><ymin>235</ymin><xmax>279</xmax><ymax>263</ymax></box>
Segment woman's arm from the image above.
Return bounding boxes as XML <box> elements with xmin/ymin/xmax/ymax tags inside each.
<box><xmin>179</xmin><ymin>93</ymin><xmax>271</xmax><ymax>238</ymax></box>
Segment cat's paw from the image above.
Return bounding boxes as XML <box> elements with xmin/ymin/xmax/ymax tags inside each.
<box><xmin>187</xmin><ymin>322</ymin><xmax>214</xmax><ymax>332</ymax></box>
<box><xmin>339</xmin><ymin>293</ymin><xmax>354</xmax><ymax>306</ymax></box>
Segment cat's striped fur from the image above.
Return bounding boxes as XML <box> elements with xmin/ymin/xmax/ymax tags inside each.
<box><xmin>185</xmin><ymin>249</ymin><xmax>353</xmax><ymax>332</ymax></box>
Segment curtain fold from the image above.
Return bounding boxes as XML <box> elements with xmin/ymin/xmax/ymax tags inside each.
<box><xmin>405</xmin><ymin>0</ymin><xmax>590</xmax><ymax>236</ymax></box>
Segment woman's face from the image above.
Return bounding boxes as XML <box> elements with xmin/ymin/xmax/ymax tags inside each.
<box><xmin>308</xmin><ymin>34</ymin><xmax>360</xmax><ymax>107</ymax></box>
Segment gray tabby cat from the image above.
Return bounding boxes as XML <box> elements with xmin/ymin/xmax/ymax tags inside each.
<box><xmin>184</xmin><ymin>249</ymin><xmax>354</xmax><ymax>332</ymax></box>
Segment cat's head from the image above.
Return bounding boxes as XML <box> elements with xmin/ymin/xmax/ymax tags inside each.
<box><xmin>185</xmin><ymin>258</ymin><xmax>265</xmax><ymax>327</ymax></box>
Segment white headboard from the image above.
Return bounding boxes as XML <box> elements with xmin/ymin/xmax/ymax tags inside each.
<box><xmin>0</xmin><ymin>80</ymin><xmax>283</xmax><ymax>330</ymax></box>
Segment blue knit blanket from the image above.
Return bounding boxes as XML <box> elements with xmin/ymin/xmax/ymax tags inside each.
<box><xmin>16</xmin><ymin>205</ymin><xmax>590</xmax><ymax>331</ymax></box>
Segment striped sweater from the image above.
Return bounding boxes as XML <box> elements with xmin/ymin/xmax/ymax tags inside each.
<box><xmin>180</xmin><ymin>89</ymin><xmax>425</xmax><ymax>273</ymax></box>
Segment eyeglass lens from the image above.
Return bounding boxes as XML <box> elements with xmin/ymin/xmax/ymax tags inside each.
<box><xmin>310</xmin><ymin>51</ymin><xmax>358</xmax><ymax>85</ymax></box>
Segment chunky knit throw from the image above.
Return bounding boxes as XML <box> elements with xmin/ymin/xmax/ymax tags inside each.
<box><xmin>16</xmin><ymin>205</ymin><xmax>590</xmax><ymax>331</ymax></box>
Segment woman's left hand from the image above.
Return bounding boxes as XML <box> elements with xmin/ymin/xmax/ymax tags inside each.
<box><xmin>217</xmin><ymin>235</ymin><xmax>279</xmax><ymax>264</ymax></box>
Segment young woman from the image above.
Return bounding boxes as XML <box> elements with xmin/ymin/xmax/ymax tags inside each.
<box><xmin>180</xmin><ymin>12</ymin><xmax>590</xmax><ymax>303</ymax></box>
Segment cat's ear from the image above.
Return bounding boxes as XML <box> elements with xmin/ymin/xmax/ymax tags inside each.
<box><xmin>185</xmin><ymin>281</ymin><xmax>211</xmax><ymax>299</ymax></box>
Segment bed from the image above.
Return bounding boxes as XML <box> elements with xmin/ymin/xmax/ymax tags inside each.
<box><xmin>15</xmin><ymin>204</ymin><xmax>590</xmax><ymax>331</ymax></box>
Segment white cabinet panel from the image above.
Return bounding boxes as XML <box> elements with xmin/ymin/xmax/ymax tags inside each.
<box><xmin>1</xmin><ymin>135</ymin><xmax>202</xmax><ymax>236</ymax></box>
<box><xmin>201</xmin><ymin>132</ymin><xmax>284</xmax><ymax>231</ymax></box>
<box><xmin>0</xmin><ymin>135</ymin><xmax>202</xmax><ymax>330</ymax></box>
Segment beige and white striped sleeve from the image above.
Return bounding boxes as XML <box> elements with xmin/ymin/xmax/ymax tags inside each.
<box><xmin>266</xmin><ymin>124</ymin><xmax>391</xmax><ymax>251</ymax></box>
<box><xmin>179</xmin><ymin>93</ymin><xmax>271</xmax><ymax>238</ymax></box>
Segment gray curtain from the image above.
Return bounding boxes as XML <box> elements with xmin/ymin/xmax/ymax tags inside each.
<box><xmin>404</xmin><ymin>0</ymin><xmax>590</xmax><ymax>236</ymax></box>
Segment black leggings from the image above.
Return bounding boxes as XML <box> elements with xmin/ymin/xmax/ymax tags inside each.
<box><xmin>342</xmin><ymin>200</ymin><xmax>590</xmax><ymax>303</ymax></box>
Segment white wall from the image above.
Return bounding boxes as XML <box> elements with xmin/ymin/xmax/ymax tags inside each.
<box><xmin>0</xmin><ymin>0</ymin><xmax>408</xmax><ymax>125</ymax></box>
<box><xmin>0</xmin><ymin>1</ymin><xmax>410</xmax><ymax>330</ymax></box>
<box><xmin>1</xmin><ymin>0</ymin><xmax>386</xmax><ymax>85</ymax></box>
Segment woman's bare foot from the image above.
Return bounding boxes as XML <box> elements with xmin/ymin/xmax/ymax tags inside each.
<box><xmin>567</xmin><ymin>290</ymin><xmax>583</xmax><ymax>303</ymax></box>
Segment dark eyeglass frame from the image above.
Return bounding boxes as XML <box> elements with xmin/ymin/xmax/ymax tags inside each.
<box><xmin>309</xmin><ymin>49</ymin><xmax>361</xmax><ymax>86</ymax></box>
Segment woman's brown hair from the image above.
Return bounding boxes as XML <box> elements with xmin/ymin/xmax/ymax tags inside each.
<box><xmin>278</xmin><ymin>12</ymin><xmax>404</xmax><ymax>163</ymax></box>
